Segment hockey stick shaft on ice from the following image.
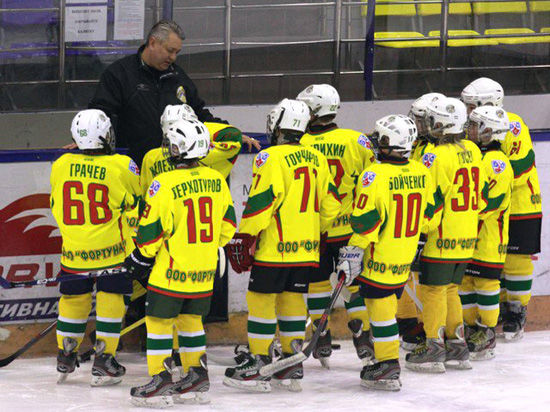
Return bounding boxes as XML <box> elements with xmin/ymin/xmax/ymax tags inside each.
<box><xmin>0</xmin><ymin>320</ymin><xmax>57</xmax><ymax>367</ymax></box>
<box><xmin>259</xmin><ymin>273</ymin><xmax>346</xmax><ymax>376</ymax></box>
<box><xmin>0</xmin><ymin>267</ymin><xmax>127</xmax><ymax>289</ymax></box>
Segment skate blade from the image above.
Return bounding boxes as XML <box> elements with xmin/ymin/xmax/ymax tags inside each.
<box><xmin>57</xmin><ymin>373</ymin><xmax>70</xmax><ymax>384</ymax></box>
<box><xmin>470</xmin><ymin>349</ymin><xmax>495</xmax><ymax>361</ymax></box>
<box><xmin>222</xmin><ymin>376</ymin><xmax>271</xmax><ymax>393</ymax></box>
<box><xmin>445</xmin><ymin>359</ymin><xmax>472</xmax><ymax>370</ymax></box>
<box><xmin>91</xmin><ymin>375</ymin><xmax>123</xmax><ymax>387</ymax></box>
<box><xmin>272</xmin><ymin>378</ymin><xmax>302</xmax><ymax>392</ymax></box>
<box><xmin>319</xmin><ymin>357</ymin><xmax>330</xmax><ymax>370</ymax></box>
<box><xmin>173</xmin><ymin>391</ymin><xmax>210</xmax><ymax>405</ymax></box>
<box><xmin>504</xmin><ymin>330</ymin><xmax>524</xmax><ymax>342</ymax></box>
<box><xmin>207</xmin><ymin>352</ymin><xmax>239</xmax><ymax>367</ymax></box>
<box><xmin>130</xmin><ymin>395</ymin><xmax>174</xmax><ymax>409</ymax></box>
<box><xmin>405</xmin><ymin>361</ymin><xmax>445</xmax><ymax>373</ymax></box>
<box><xmin>361</xmin><ymin>378</ymin><xmax>402</xmax><ymax>392</ymax></box>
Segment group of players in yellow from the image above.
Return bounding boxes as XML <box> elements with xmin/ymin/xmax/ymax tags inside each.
<box><xmin>49</xmin><ymin>76</ymin><xmax>541</xmax><ymax>406</ymax></box>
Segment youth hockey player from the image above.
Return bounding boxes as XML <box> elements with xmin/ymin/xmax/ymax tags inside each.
<box><xmin>461</xmin><ymin>78</ymin><xmax>542</xmax><ymax>341</ymax></box>
<box><xmin>125</xmin><ymin>119</ymin><xmax>236</xmax><ymax>408</ymax></box>
<box><xmin>50</xmin><ymin>109</ymin><xmax>141</xmax><ymax>385</ymax></box>
<box><xmin>460</xmin><ymin>106</ymin><xmax>513</xmax><ymax>360</ymax></box>
<box><xmin>405</xmin><ymin>97</ymin><xmax>487</xmax><ymax>373</ymax></box>
<box><xmin>224</xmin><ymin>99</ymin><xmax>341</xmax><ymax>392</ymax></box>
<box><xmin>337</xmin><ymin>114</ymin><xmax>435</xmax><ymax>391</ymax></box>
<box><xmin>297</xmin><ymin>84</ymin><xmax>375</xmax><ymax>367</ymax></box>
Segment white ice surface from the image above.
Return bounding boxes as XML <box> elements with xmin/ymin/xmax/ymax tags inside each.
<box><xmin>1</xmin><ymin>331</ymin><xmax>550</xmax><ymax>412</ymax></box>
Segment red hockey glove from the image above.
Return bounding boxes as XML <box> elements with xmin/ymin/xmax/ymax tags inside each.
<box><xmin>225</xmin><ymin>233</ymin><xmax>256</xmax><ymax>274</ymax></box>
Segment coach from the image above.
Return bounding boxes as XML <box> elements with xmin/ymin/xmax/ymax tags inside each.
<box><xmin>89</xmin><ymin>20</ymin><xmax>258</xmax><ymax>165</ymax></box>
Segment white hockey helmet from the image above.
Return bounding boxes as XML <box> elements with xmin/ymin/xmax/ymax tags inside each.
<box><xmin>461</xmin><ymin>77</ymin><xmax>504</xmax><ymax>111</ymax></box>
<box><xmin>426</xmin><ymin>97</ymin><xmax>468</xmax><ymax>136</ymax></box>
<box><xmin>468</xmin><ymin>106</ymin><xmax>510</xmax><ymax>145</ymax></box>
<box><xmin>409</xmin><ymin>92</ymin><xmax>446</xmax><ymax>137</ymax></box>
<box><xmin>296</xmin><ymin>84</ymin><xmax>340</xmax><ymax>118</ymax></box>
<box><xmin>160</xmin><ymin>104</ymin><xmax>199</xmax><ymax>132</ymax></box>
<box><xmin>371</xmin><ymin>114</ymin><xmax>417</xmax><ymax>158</ymax></box>
<box><xmin>162</xmin><ymin>119</ymin><xmax>210</xmax><ymax>163</ymax></box>
<box><xmin>267</xmin><ymin>98</ymin><xmax>310</xmax><ymax>144</ymax></box>
<box><xmin>70</xmin><ymin>109</ymin><xmax>114</xmax><ymax>153</ymax></box>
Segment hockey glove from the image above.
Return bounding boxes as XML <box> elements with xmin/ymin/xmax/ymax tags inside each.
<box><xmin>411</xmin><ymin>234</ymin><xmax>427</xmax><ymax>272</ymax></box>
<box><xmin>123</xmin><ymin>248</ymin><xmax>155</xmax><ymax>286</ymax></box>
<box><xmin>336</xmin><ymin>246</ymin><xmax>364</xmax><ymax>286</ymax></box>
<box><xmin>225</xmin><ymin>233</ymin><xmax>256</xmax><ymax>274</ymax></box>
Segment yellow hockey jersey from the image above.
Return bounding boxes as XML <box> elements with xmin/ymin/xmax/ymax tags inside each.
<box><xmin>50</xmin><ymin>153</ymin><xmax>141</xmax><ymax>272</ymax></box>
<box><xmin>239</xmin><ymin>144</ymin><xmax>341</xmax><ymax>267</ymax></box>
<box><xmin>411</xmin><ymin>140</ymin><xmax>435</xmax><ymax>163</ymax></box>
<box><xmin>136</xmin><ymin>165</ymin><xmax>236</xmax><ymax>298</ymax></box>
<box><xmin>473</xmin><ymin>149</ymin><xmax>513</xmax><ymax>268</ymax></box>
<box><xmin>421</xmin><ymin>140</ymin><xmax>488</xmax><ymax>263</ymax></box>
<box><xmin>501</xmin><ymin>112</ymin><xmax>542</xmax><ymax>220</ymax></box>
<box><xmin>348</xmin><ymin>159</ymin><xmax>436</xmax><ymax>288</ymax></box>
<box><xmin>300</xmin><ymin>126</ymin><xmax>375</xmax><ymax>241</ymax></box>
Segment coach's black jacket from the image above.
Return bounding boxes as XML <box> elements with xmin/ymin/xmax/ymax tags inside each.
<box><xmin>89</xmin><ymin>45</ymin><xmax>224</xmax><ymax>166</ymax></box>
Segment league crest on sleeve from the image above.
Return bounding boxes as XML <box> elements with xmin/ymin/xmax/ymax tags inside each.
<box><xmin>128</xmin><ymin>160</ymin><xmax>140</xmax><ymax>176</ymax></box>
<box><xmin>255</xmin><ymin>152</ymin><xmax>270</xmax><ymax>168</ymax></box>
<box><xmin>362</xmin><ymin>171</ymin><xmax>376</xmax><ymax>187</ymax></box>
<box><xmin>148</xmin><ymin>180</ymin><xmax>161</xmax><ymax>197</ymax></box>
<box><xmin>357</xmin><ymin>134</ymin><xmax>372</xmax><ymax>149</ymax></box>
<box><xmin>422</xmin><ymin>153</ymin><xmax>436</xmax><ymax>168</ymax></box>
<box><xmin>491</xmin><ymin>159</ymin><xmax>506</xmax><ymax>174</ymax></box>
<box><xmin>509</xmin><ymin>121</ymin><xmax>521</xmax><ymax>136</ymax></box>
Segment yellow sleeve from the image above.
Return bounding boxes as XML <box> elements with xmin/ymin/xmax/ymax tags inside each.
<box><xmin>356</xmin><ymin>133</ymin><xmax>376</xmax><ymax>171</ymax></box>
<box><xmin>501</xmin><ymin>117</ymin><xmax>535</xmax><ymax>185</ymax></box>
<box><xmin>422</xmin><ymin>171</ymin><xmax>440</xmax><ymax>233</ymax></box>
<box><xmin>135</xmin><ymin>179</ymin><xmax>172</xmax><ymax>258</ymax></box>
<box><xmin>120</xmin><ymin>157</ymin><xmax>142</xmax><ymax>211</ymax></box>
<box><xmin>480</xmin><ymin>156</ymin><xmax>511</xmax><ymax>218</ymax></box>
<box><xmin>140</xmin><ymin>151</ymin><xmax>155</xmax><ymax>198</ymax></box>
<box><xmin>318</xmin><ymin>157</ymin><xmax>342</xmax><ymax>233</ymax></box>
<box><xmin>348</xmin><ymin>169</ymin><xmax>385</xmax><ymax>249</ymax></box>
<box><xmin>238</xmin><ymin>151</ymin><xmax>282</xmax><ymax>237</ymax></box>
<box><xmin>219</xmin><ymin>179</ymin><xmax>237</xmax><ymax>246</ymax></box>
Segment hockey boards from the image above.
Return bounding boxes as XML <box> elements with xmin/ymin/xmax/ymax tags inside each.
<box><xmin>0</xmin><ymin>320</ymin><xmax>57</xmax><ymax>367</ymax></box>
<box><xmin>0</xmin><ymin>267</ymin><xmax>126</xmax><ymax>289</ymax></box>
<box><xmin>259</xmin><ymin>273</ymin><xmax>346</xmax><ymax>377</ymax></box>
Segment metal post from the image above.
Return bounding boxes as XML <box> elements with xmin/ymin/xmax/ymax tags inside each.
<box><xmin>332</xmin><ymin>0</ymin><xmax>342</xmax><ymax>88</ymax></box>
<box><xmin>162</xmin><ymin>0</ymin><xmax>173</xmax><ymax>20</ymax></box>
<box><xmin>58</xmin><ymin>0</ymin><xmax>66</xmax><ymax>108</ymax></box>
<box><xmin>363</xmin><ymin>0</ymin><xmax>375</xmax><ymax>101</ymax></box>
<box><xmin>155</xmin><ymin>0</ymin><xmax>161</xmax><ymax>22</ymax></box>
<box><xmin>223</xmin><ymin>0</ymin><xmax>232</xmax><ymax>104</ymax></box>
<box><xmin>439</xmin><ymin>0</ymin><xmax>450</xmax><ymax>87</ymax></box>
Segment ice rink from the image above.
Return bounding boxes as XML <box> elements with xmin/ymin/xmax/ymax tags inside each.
<box><xmin>1</xmin><ymin>331</ymin><xmax>549</xmax><ymax>411</ymax></box>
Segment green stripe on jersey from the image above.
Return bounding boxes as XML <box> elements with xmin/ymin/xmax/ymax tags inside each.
<box><xmin>351</xmin><ymin>209</ymin><xmax>381</xmax><ymax>235</ymax></box>
<box><xmin>459</xmin><ymin>293</ymin><xmax>477</xmax><ymax>306</ymax></box>
<box><xmin>510</xmin><ymin>149</ymin><xmax>535</xmax><ymax>178</ymax></box>
<box><xmin>96</xmin><ymin>320</ymin><xmax>122</xmax><ymax>334</ymax></box>
<box><xmin>278</xmin><ymin>319</ymin><xmax>306</xmax><ymax>333</ymax></box>
<box><xmin>248</xmin><ymin>320</ymin><xmax>277</xmax><ymax>336</ymax></box>
<box><xmin>179</xmin><ymin>334</ymin><xmax>206</xmax><ymax>348</ymax></box>
<box><xmin>243</xmin><ymin>187</ymin><xmax>274</xmax><ymax>217</ymax></box>
<box><xmin>371</xmin><ymin>323</ymin><xmax>399</xmax><ymax>338</ymax></box>
<box><xmin>146</xmin><ymin>337</ymin><xmax>173</xmax><ymax>351</ymax></box>
<box><xmin>477</xmin><ymin>293</ymin><xmax>500</xmax><ymax>307</ymax></box>
<box><xmin>137</xmin><ymin>218</ymin><xmax>163</xmax><ymax>245</ymax></box>
<box><xmin>57</xmin><ymin>320</ymin><xmax>87</xmax><ymax>334</ymax></box>
<box><xmin>224</xmin><ymin>204</ymin><xmax>237</xmax><ymax>225</ymax></box>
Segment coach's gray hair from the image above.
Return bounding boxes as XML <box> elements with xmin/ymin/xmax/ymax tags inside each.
<box><xmin>146</xmin><ymin>20</ymin><xmax>185</xmax><ymax>45</ymax></box>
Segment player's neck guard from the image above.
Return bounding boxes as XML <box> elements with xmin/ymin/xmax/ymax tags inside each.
<box><xmin>479</xmin><ymin>140</ymin><xmax>501</xmax><ymax>152</ymax></box>
<box><xmin>307</xmin><ymin>123</ymin><xmax>338</xmax><ymax>135</ymax></box>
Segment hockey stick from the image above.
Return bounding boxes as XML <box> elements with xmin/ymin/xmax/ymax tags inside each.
<box><xmin>0</xmin><ymin>320</ymin><xmax>57</xmax><ymax>367</ymax></box>
<box><xmin>404</xmin><ymin>283</ymin><xmax>423</xmax><ymax>311</ymax></box>
<box><xmin>0</xmin><ymin>267</ymin><xmax>126</xmax><ymax>289</ymax></box>
<box><xmin>259</xmin><ymin>273</ymin><xmax>346</xmax><ymax>377</ymax></box>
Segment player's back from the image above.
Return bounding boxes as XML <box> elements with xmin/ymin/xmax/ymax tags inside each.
<box><xmin>50</xmin><ymin>153</ymin><xmax>140</xmax><ymax>271</ymax></box>
<box><xmin>140</xmin><ymin>147</ymin><xmax>174</xmax><ymax>197</ymax></box>
<box><xmin>422</xmin><ymin>139</ymin><xmax>485</xmax><ymax>262</ymax></box>
<box><xmin>201</xmin><ymin>122</ymin><xmax>242</xmax><ymax>179</ymax></box>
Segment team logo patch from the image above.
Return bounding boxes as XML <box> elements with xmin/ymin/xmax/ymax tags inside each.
<box><xmin>362</xmin><ymin>171</ymin><xmax>376</xmax><ymax>187</ymax></box>
<box><xmin>422</xmin><ymin>153</ymin><xmax>436</xmax><ymax>168</ymax></box>
<box><xmin>357</xmin><ymin>134</ymin><xmax>372</xmax><ymax>149</ymax></box>
<box><xmin>509</xmin><ymin>121</ymin><xmax>521</xmax><ymax>136</ymax></box>
<box><xmin>176</xmin><ymin>86</ymin><xmax>187</xmax><ymax>103</ymax></box>
<box><xmin>255</xmin><ymin>152</ymin><xmax>269</xmax><ymax>168</ymax></box>
<box><xmin>128</xmin><ymin>160</ymin><xmax>140</xmax><ymax>176</ymax></box>
<box><xmin>148</xmin><ymin>180</ymin><xmax>161</xmax><ymax>198</ymax></box>
<box><xmin>491</xmin><ymin>159</ymin><xmax>506</xmax><ymax>174</ymax></box>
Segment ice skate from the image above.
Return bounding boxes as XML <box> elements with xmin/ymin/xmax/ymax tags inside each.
<box><xmin>172</xmin><ymin>355</ymin><xmax>210</xmax><ymax>404</ymax></box>
<box><xmin>398</xmin><ymin>318</ymin><xmax>426</xmax><ymax>352</ymax></box>
<box><xmin>57</xmin><ymin>337</ymin><xmax>79</xmax><ymax>384</ymax></box>
<box><xmin>312</xmin><ymin>319</ymin><xmax>332</xmax><ymax>369</ymax></box>
<box><xmin>223</xmin><ymin>353</ymin><xmax>272</xmax><ymax>393</ymax></box>
<box><xmin>91</xmin><ymin>339</ymin><xmax>126</xmax><ymax>387</ymax></box>
<box><xmin>348</xmin><ymin>319</ymin><xmax>374</xmax><ymax>366</ymax></box>
<box><xmin>360</xmin><ymin>359</ymin><xmax>402</xmax><ymax>392</ymax></box>
<box><xmin>405</xmin><ymin>328</ymin><xmax>446</xmax><ymax>373</ymax></box>
<box><xmin>468</xmin><ymin>325</ymin><xmax>496</xmax><ymax>361</ymax></box>
<box><xmin>272</xmin><ymin>340</ymin><xmax>303</xmax><ymax>392</ymax></box>
<box><xmin>445</xmin><ymin>325</ymin><xmax>472</xmax><ymax>370</ymax></box>
<box><xmin>503</xmin><ymin>301</ymin><xmax>527</xmax><ymax>342</ymax></box>
<box><xmin>130</xmin><ymin>358</ymin><xmax>179</xmax><ymax>409</ymax></box>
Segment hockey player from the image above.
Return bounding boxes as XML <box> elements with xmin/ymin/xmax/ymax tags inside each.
<box><xmin>460</xmin><ymin>106</ymin><xmax>513</xmax><ymax>360</ymax></box>
<box><xmin>126</xmin><ymin>119</ymin><xmax>236</xmax><ymax>408</ymax></box>
<box><xmin>297</xmin><ymin>84</ymin><xmax>375</xmax><ymax>367</ymax></box>
<box><xmin>405</xmin><ymin>97</ymin><xmax>487</xmax><ymax>373</ymax></box>
<box><xmin>461</xmin><ymin>78</ymin><xmax>542</xmax><ymax>341</ymax></box>
<box><xmin>337</xmin><ymin>114</ymin><xmax>435</xmax><ymax>391</ymax></box>
<box><xmin>50</xmin><ymin>109</ymin><xmax>141</xmax><ymax>385</ymax></box>
<box><xmin>224</xmin><ymin>99</ymin><xmax>341</xmax><ymax>392</ymax></box>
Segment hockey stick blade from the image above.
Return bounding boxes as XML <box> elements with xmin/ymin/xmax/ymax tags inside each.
<box><xmin>0</xmin><ymin>320</ymin><xmax>57</xmax><ymax>367</ymax></box>
<box><xmin>0</xmin><ymin>267</ymin><xmax>126</xmax><ymax>289</ymax></box>
<box><xmin>260</xmin><ymin>274</ymin><xmax>346</xmax><ymax>376</ymax></box>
